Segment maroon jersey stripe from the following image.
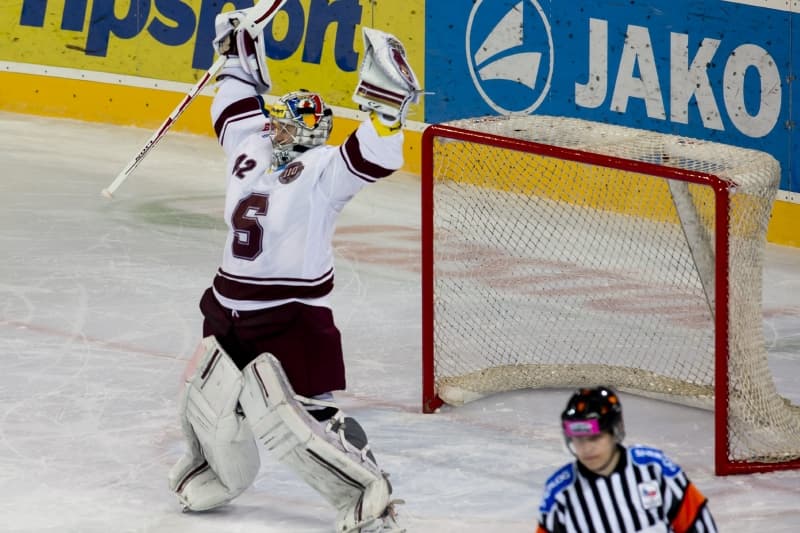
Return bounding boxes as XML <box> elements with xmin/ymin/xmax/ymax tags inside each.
<box><xmin>214</xmin><ymin>96</ymin><xmax>265</xmax><ymax>140</ymax></box>
<box><xmin>217</xmin><ymin>267</ymin><xmax>333</xmax><ymax>284</ymax></box>
<box><xmin>213</xmin><ymin>274</ymin><xmax>335</xmax><ymax>302</ymax></box>
<box><xmin>341</xmin><ymin>133</ymin><xmax>395</xmax><ymax>182</ymax></box>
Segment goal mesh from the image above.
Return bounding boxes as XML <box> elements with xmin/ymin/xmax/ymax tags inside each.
<box><xmin>421</xmin><ymin>115</ymin><xmax>800</xmax><ymax>474</ymax></box>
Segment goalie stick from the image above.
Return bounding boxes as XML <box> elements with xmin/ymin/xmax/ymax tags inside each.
<box><xmin>101</xmin><ymin>0</ymin><xmax>287</xmax><ymax>199</ymax></box>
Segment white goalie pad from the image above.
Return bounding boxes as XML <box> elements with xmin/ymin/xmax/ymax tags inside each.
<box><xmin>353</xmin><ymin>27</ymin><xmax>421</xmax><ymax>123</ymax></box>
<box><xmin>240</xmin><ymin>353</ymin><xmax>394</xmax><ymax>531</ymax></box>
<box><xmin>168</xmin><ymin>337</ymin><xmax>260</xmax><ymax>511</ymax></box>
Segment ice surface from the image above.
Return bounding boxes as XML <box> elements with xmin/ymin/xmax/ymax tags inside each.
<box><xmin>0</xmin><ymin>112</ymin><xmax>798</xmax><ymax>532</ymax></box>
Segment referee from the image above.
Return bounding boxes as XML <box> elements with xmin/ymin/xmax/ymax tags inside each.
<box><xmin>537</xmin><ymin>387</ymin><xmax>717</xmax><ymax>533</ymax></box>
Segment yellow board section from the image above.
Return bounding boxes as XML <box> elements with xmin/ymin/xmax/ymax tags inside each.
<box><xmin>0</xmin><ymin>0</ymin><xmax>199</xmax><ymax>78</ymax></box>
<box><xmin>0</xmin><ymin>0</ymin><xmax>425</xmax><ymax>117</ymax></box>
<box><xmin>0</xmin><ymin>70</ymin><xmax>214</xmax><ymax>135</ymax></box>
<box><xmin>436</xmin><ymin>141</ymin><xmax>796</xmax><ymax>245</ymax></box>
<box><xmin>0</xmin><ymin>69</ymin><xmax>422</xmax><ymax>173</ymax></box>
<box><xmin>767</xmin><ymin>200</ymin><xmax>800</xmax><ymax>248</ymax></box>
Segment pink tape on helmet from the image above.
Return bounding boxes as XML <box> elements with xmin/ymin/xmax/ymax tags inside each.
<box><xmin>563</xmin><ymin>419</ymin><xmax>601</xmax><ymax>437</ymax></box>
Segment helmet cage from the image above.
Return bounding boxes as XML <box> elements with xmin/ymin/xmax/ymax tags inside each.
<box><xmin>268</xmin><ymin>91</ymin><xmax>333</xmax><ymax>168</ymax></box>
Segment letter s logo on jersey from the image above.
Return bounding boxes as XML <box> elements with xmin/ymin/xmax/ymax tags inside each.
<box><xmin>466</xmin><ymin>0</ymin><xmax>554</xmax><ymax>115</ymax></box>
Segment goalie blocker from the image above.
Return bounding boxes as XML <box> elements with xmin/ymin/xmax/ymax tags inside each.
<box><xmin>212</xmin><ymin>8</ymin><xmax>273</xmax><ymax>94</ymax></box>
<box><xmin>170</xmin><ymin>337</ymin><xmax>401</xmax><ymax>532</ymax></box>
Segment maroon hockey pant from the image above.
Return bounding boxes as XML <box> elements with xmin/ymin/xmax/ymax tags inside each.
<box><xmin>199</xmin><ymin>288</ymin><xmax>346</xmax><ymax>398</ymax></box>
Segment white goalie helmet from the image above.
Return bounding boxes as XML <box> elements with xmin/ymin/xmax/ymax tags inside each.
<box><xmin>267</xmin><ymin>91</ymin><xmax>333</xmax><ymax>168</ymax></box>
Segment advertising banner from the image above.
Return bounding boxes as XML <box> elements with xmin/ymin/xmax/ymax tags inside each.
<box><xmin>2</xmin><ymin>0</ymin><xmax>424</xmax><ymax>114</ymax></box>
<box><xmin>425</xmin><ymin>0</ymin><xmax>798</xmax><ymax>194</ymax></box>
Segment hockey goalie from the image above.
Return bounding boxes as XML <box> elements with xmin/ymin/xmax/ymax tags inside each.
<box><xmin>166</xmin><ymin>6</ymin><xmax>421</xmax><ymax>533</ymax></box>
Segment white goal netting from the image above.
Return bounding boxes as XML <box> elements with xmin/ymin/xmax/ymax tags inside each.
<box><xmin>425</xmin><ymin>115</ymin><xmax>800</xmax><ymax>468</ymax></box>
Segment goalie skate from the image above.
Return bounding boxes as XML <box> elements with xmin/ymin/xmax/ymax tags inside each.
<box><xmin>342</xmin><ymin>498</ymin><xmax>406</xmax><ymax>533</ymax></box>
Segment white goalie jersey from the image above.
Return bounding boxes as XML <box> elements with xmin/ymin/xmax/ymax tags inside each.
<box><xmin>209</xmin><ymin>78</ymin><xmax>404</xmax><ymax>312</ymax></box>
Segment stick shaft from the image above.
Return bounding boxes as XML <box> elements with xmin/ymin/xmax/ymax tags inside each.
<box><xmin>243</xmin><ymin>0</ymin><xmax>287</xmax><ymax>37</ymax></box>
<box><xmin>103</xmin><ymin>0</ymin><xmax>288</xmax><ymax>199</ymax></box>
<box><xmin>102</xmin><ymin>55</ymin><xmax>226</xmax><ymax>198</ymax></box>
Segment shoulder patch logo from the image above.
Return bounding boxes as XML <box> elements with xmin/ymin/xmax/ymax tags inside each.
<box><xmin>631</xmin><ymin>446</ymin><xmax>681</xmax><ymax>477</ymax></box>
<box><xmin>637</xmin><ymin>480</ymin><xmax>662</xmax><ymax>509</ymax></box>
<box><xmin>539</xmin><ymin>463</ymin><xmax>575</xmax><ymax>513</ymax></box>
<box><xmin>279</xmin><ymin>161</ymin><xmax>304</xmax><ymax>184</ymax></box>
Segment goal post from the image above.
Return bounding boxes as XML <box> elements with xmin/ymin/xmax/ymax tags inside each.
<box><xmin>420</xmin><ymin>115</ymin><xmax>800</xmax><ymax>475</ymax></box>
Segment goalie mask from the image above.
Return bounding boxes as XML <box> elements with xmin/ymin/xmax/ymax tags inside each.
<box><xmin>561</xmin><ymin>386</ymin><xmax>625</xmax><ymax>444</ymax></box>
<box><xmin>267</xmin><ymin>91</ymin><xmax>333</xmax><ymax>168</ymax></box>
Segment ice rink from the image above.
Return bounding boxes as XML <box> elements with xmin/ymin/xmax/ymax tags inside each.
<box><xmin>1</xmin><ymin>111</ymin><xmax>798</xmax><ymax>532</ymax></box>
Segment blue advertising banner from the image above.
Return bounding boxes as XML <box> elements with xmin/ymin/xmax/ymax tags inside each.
<box><xmin>425</xmin><ymin>0</ymin><xmax>797</xmax><ymax>194</ymax></box>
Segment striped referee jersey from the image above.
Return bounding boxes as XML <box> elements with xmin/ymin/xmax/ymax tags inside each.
<box><xmin>537</xmin><ymin>445</ymin><xmax>717</xmax><ymax>533</ymax></box>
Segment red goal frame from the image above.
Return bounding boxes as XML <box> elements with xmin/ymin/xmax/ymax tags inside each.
<box><xmin>420</xmin><ymin>123</ymin><xmax>800</xmax><ymax>476</ymax></box>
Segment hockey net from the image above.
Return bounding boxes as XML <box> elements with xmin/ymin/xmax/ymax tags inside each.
<box><xmin>421</xmin><ymin>115</ymin><xmax>800</xmax><ymax>475</ymax></box>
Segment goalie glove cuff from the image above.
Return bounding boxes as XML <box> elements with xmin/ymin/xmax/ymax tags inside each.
<box><xmin>216</xmin><ymin>57</ymin><xmax>267</xmax><ymax>93</ymax></box>
<box><xmin>369</xmin><ymin>111</ymin><xmax>403</xmax><ymax>137</ymax></box>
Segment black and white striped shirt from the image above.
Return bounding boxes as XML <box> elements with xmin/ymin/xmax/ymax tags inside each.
<box><xmin>537</xmin><ymin>445</ymin><xmax>717</xmax><ymax>533</ymax></box>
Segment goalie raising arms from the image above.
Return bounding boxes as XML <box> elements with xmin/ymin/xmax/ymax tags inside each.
<box><xmin>167</xmin><ymin>7</ymin><xmax>419</xmax><ymax>533</ymax></box>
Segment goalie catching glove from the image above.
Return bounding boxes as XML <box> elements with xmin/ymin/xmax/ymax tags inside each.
<box><xmin>213</xmin><ymin>8</ymin><xmax>272</xmax><ymax>94</ymax></box>
<box><xmin>353</xmin><ymin>27</ymin><xmax>421</xmax><ymax>127</ymax></box>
